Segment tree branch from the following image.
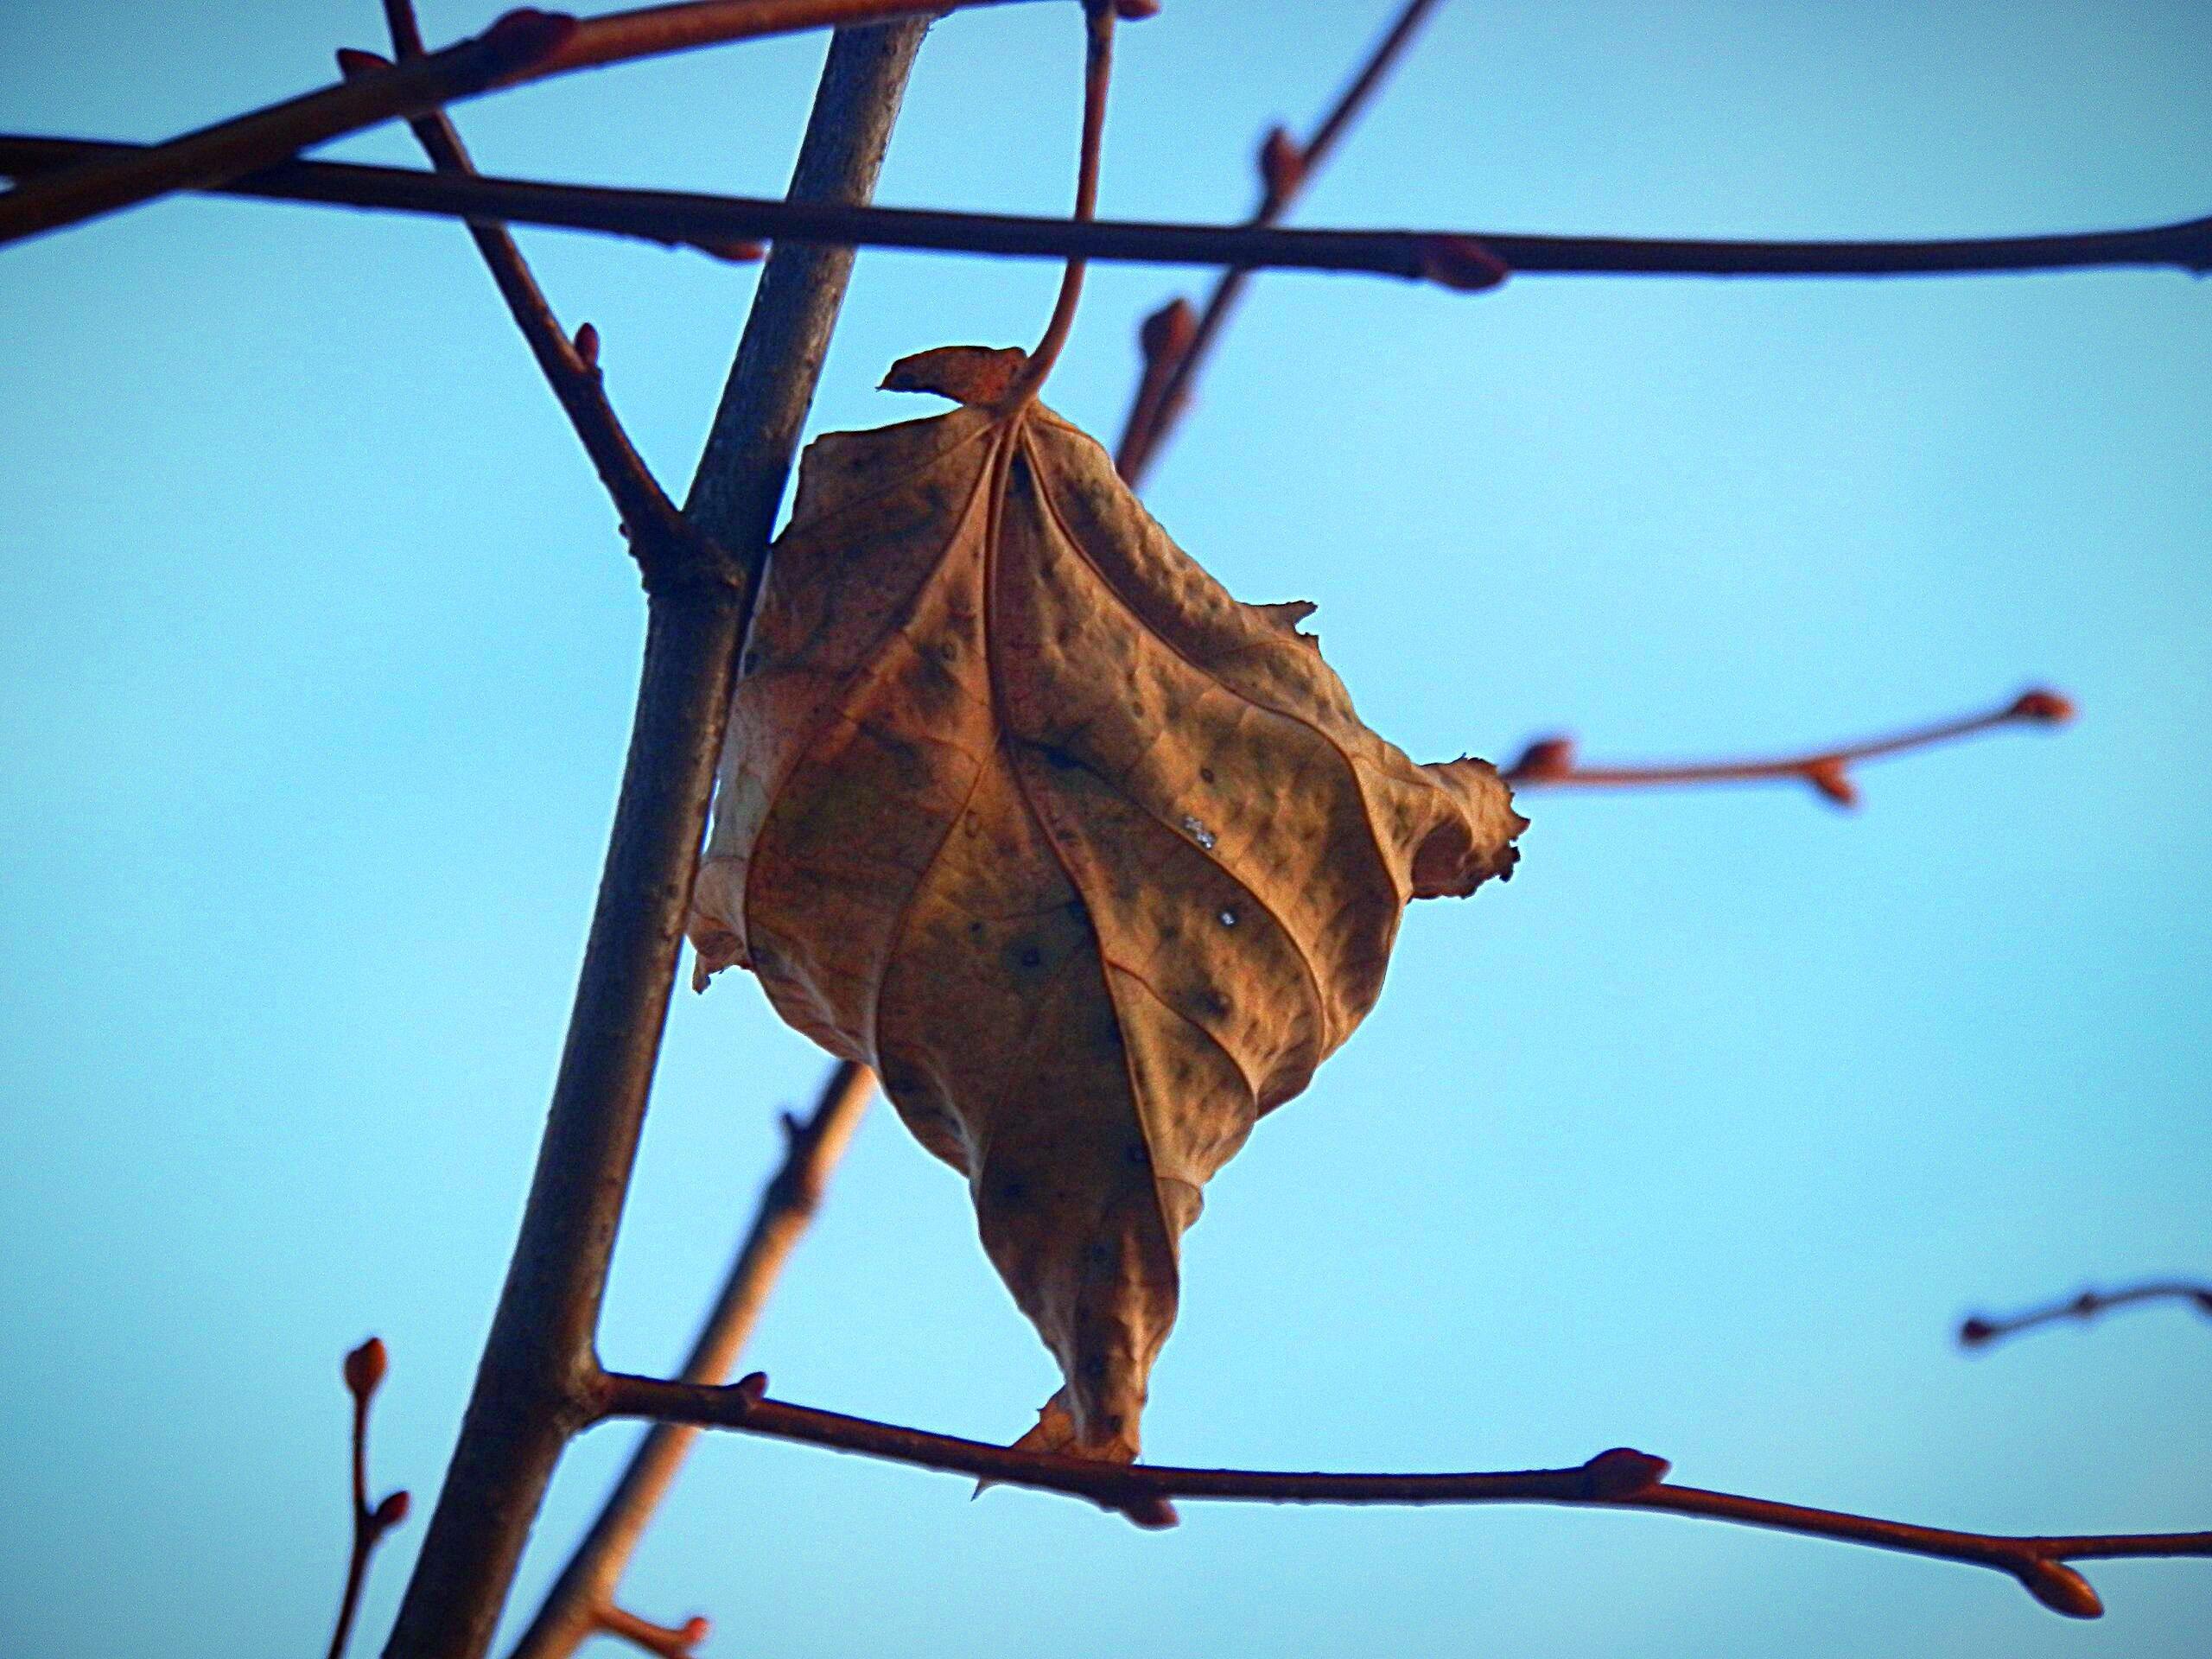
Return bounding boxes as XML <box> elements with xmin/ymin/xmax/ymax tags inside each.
<box><xmin>506</xmin><ymin>1063</ymin><xmax>874</xmax><ymax>1659</ymax></box>
<box><xmin>594</xmin><ymin>1371</ymin><xmax>2210</xmax><ymax>1618</ymax></box>
<box><xmin>349</xmin><ymin>15</ymin><xmax>722</xmax><ymax>588</ymax></box>
<box><xmin>1116</xmin><ymin>0</ymin><xmax>1446</xmax><ymax>484</ymax></box>
<box><xmin>378</xmin><ymin>22</ymin><xmax>927</xmax><ymax>1659</ymax></box>
<box><xmin>1961</xmin><ymin>1280</ymin><xmax>2212</xmax><ymax>1351</ymax></box>
<box><xmin>1503</xmin><ymin>688</ymin><xmax>2074</xmax><ymax>807</ymax></box>
<box><xmin>7</xmin><ymin>135</ymin><xmax>2209</xmax><ymax>289</ymax></box>
<box><xmin>0</xmin><ymin>0</ymin><xmax>1041</xmax><ymax>250</ymax></box>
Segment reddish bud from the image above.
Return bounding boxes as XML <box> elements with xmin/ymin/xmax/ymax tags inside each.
<box><xmin>1958</xmin><ymin>1316</ymin><xmax>1996</xmax><ymax>1347</ymax></box>
<box><xmin>1257</xmin><ymin>125</ymin><xmax>1306</xmax><ymax>208</ymax></box>
<box><xmin>1414</xmin><ymin>234</ymin><xmax>1512</xmax><ymax>293</ymax></box>
<box><xmin>1120</xmin><ymin>1492</ymin><xmax>1180</xmax><ymax>1529</ymax></box>
<box><xmin>734</xmin><ymin>1370</ymin><xmax>770</xmax><ymax>1403</ymax></box>
<box><xmin>372</xmin><ymin>1489</ymin><xmax>412</xmax><ymax>1529</ymax></box>
<box><xmin>479</xmin><ymin>9</ymin><xmax>581</xmax><ymax>74</ymax></box>
<box><xmin>1138</xmin><ymin>297</ymin><xmax>1197</xmax><ymax>368</ymax></box>
<box><xmin>2017</xmin><ymin>1560</ymin><xmax>2103</xmax><ymax>1619</ymax></box>
<box><xmin>677</xmin><ymin>1617</ymin><xmax>711</xmax><ymax>1648</ymax></box>
<box><xmin>690</xmin><ymin>236</ymin><xmax>765</xmax><ymax>264</ymax></box>
<box><xmin>1505</xmin><ymin>735</ymin><xmax>1575</xmax><ymax>783</ymax></box>
<box><xmin>335</xmin><ymin>47</ymin><xmax>393</xmax><ymax>79</ymax></box>
<box><xmin>2070</xmin><ymin>1290</ymin><xmax>2101</xmax><ymax>1318</ymax></box>
<box><xmin>1114</xmin><ymin>0</ymin><xmax>1163</xmax><ymax>16</ymax></box>
<box><xmin>1803</xmin><ymin>758</ymin><xmax>1858</xmax><ymax>808</ymax></box>
<box><xmin>572</xmin><ymin>321</ymin><xmax>601</xmax><ymax>370</ymax></box>
<box><xmin>1581</xmin><ymin>1446</ymin><xmax>1670</xmax><ymax>1497</ymax></box>
<box><xmin>343</xmin><ymin>1337</ymin><xmax>389</xmax><ymax>1401</ymax></box>
<box><xmin>2009</xmin><ymin>688</ymin><xmax>2075</xmax><ymax>724</ymax></box>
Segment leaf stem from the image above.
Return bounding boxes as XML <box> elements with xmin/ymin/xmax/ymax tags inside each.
<box><xmin>1004</xmin><ymin>0</ymin><xmax>1120</xmax><ymax>411</ymax></box>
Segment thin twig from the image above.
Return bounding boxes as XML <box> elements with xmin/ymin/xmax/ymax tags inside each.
<box><xmin>378</xmin><ymin>22</ymin><xmax>928</xmax><ymax>1659</ymax></box>
<box><xmin>507</xmin><ymin>1063</ymin><xmax>874</xmax><ymax>1659</ymax></box>
<box><xmin>6</xmin><ymin>134</ymin><xmax>2209</xmax><ymax>290</ymax></box>
<box><xmin>594</xmin><ymin>1370</ymin><xmax>2210</xmax><ymax>1618</ymax></box>
<box><xmin>1116</xmin><ymin>0</ymin><xmax>1446</xmax><ymax>484</ymax></box>
<box><xmin>592</xmin><ymin>1605</ymin><xmax>711</xmax><ymax>1658</ymax></box>
<box><xmin>1961</xmin><ymin>1280</ymin><xmax>2212</xmax><ymax>1351</ymax></box>
<box><xmin>1503</xmin><ymin>688</ymin><xmax>2074</xmax><ymax>807</ymax></box>
<box><xmin>328</xmin><ymin>1340</ymin><xmax>412</xmax><ymax>1659</ymax></box>
<box><xmin>0</xmin><ymin>0</ymin><xmax>1044</xmax><ymax>249</ymax></box>
<box><xmin>354</xmin><ymin>17</ymin><xmax>718</xmax><ymax>588</ymax></box>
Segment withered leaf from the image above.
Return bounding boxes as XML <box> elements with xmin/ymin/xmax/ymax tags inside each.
<box><xmin>690</xmin><ymin>345</ymin><xmax>1523</xmax><ymax>1467</ymax></box>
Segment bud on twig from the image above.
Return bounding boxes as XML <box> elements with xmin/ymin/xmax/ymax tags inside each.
<box><xmin>343</xmin><ymin>1337</ymin><xmax>389</xmax><ymax>1402</ymax></box>
<box><xmin>334</xmin><ymin>48</ymin><xmax>393</xmax><ymax>80</ymax></box>
<box><xmin>1257</xmin><ymin>125</ymin><xmax>1306</xmax><ymax>210</ymax></box>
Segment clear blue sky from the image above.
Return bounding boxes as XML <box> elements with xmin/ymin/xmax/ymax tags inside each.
<box><xmin>2</xmin><ymin>3</ymin><xmax>2208</xmax><ymax>1655</ymax></box>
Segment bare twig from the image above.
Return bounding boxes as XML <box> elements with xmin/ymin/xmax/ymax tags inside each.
<box><xmin>378</xmin><ymin>23</ymin><xmax>928</xmax><ymax>1659</ymax></box>
<box><xmin>328</xmin><ymin>1339</ymin><xmax>413</xmax><ymax>1659</ymax></box>
<box><xmin>592</xmin><ymin>1605</ymin><xmax>711</xmax><ymax>1658</ymax></box>
<box><xmin>1116</xmin><ymin>0</ymin><xmax>1446</xmax><ymax>484</ymax></box>
<box><xmin>0</xmin><ymin>0</ymin><xmax>1050</xmax><ymax>250</ymax></box>
<box><xmin>1961</xmin><ymin>1281</ymin><xmax>2212</xmax><ymax>1351</ymax></box>
<box><xmin>351</xmin><ymin>19</ymin><xmax>721</xmax><ymax>588</ymax></box>
<box><xmin>7</xmin><ymin>134</ymin><xmax>2209</xmax><ymax>291</ymax></box>
<box><xmin>507</xmin><ymin>1063</ymin><xmax>874</xmax><ymax>1659</ymax></box>
<box><xmin>594</xmin><ymin>1370</ymin><xmax>2209</xmax><ymax>1618</ymax></box>
<box><xmin>1503</xmin><ymin>688</ymin><xmax>2074</xmax><ymax>807</ymax></box>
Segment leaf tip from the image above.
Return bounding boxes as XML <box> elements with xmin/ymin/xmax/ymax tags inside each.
<box><xmin>881</xmin><ymin>345</ymin><xmax>1032</xmax><ymax>407</ymax></box>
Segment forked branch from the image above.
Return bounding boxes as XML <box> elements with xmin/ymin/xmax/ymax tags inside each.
<box><xmin>1961</xmin><ymin>1280</ymin><xmax>2212</xmax><ymax>1351</ymax></box>
<box><xmin>378</xmin><ymin>23</ymin><xmax>927</xmax><ymax>1659</ymax></box>
<box><xmin>595</xmin><ymin>1370</ymin><xmax>2211</xmax><ymax>1619</ymax></box>
<box><xmin>5</xmin><ymin>135</ymin><xmax>2208</xmax><ymax>289</ymax></box>
<box><xmin>1504</xmin><ymin>689</ymin><xmax>2073</xmax><ymax>806</ymax></box>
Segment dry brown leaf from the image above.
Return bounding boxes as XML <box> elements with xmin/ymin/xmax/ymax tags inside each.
<box><xmin>690</xmin><ymin>344</ymin><xmax>1523</xmax><ymax>1468</ymax></box>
